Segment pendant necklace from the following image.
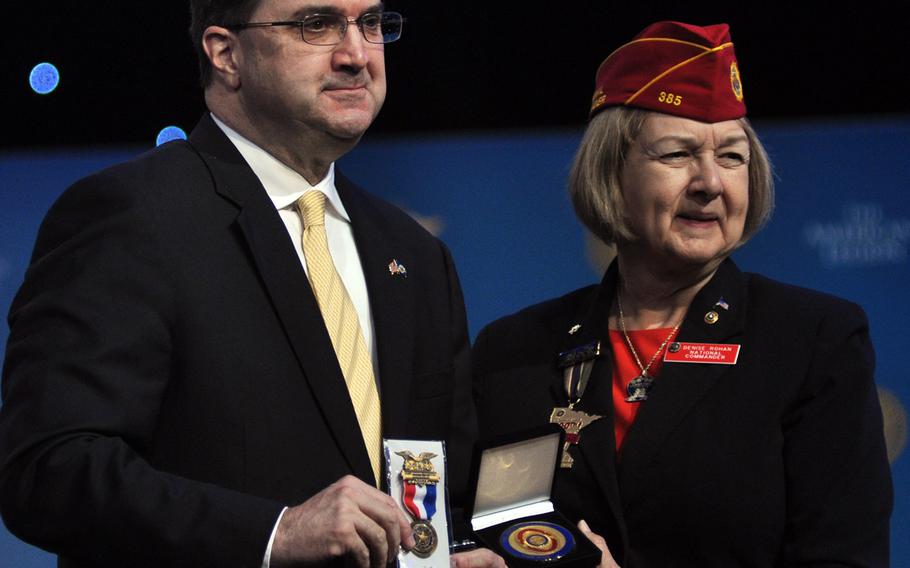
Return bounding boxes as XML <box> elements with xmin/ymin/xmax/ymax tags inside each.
<box><xmin>617</xmin><ymin>289</ymin><xmax>682</xmax><ymax>402</ymax></box>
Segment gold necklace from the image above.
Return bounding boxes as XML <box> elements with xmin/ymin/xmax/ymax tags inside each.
<box><xmin>617</xmin><ymin>289</ymin><xmax>682</xmax><ymax>402</ymax></box>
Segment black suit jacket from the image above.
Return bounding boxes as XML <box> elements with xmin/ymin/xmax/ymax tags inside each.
<box><xmin>0</xmin><ymin>115</ymin><xmax>476</xmax><ymax>567</ymax></box>
<box><xmin>474</xmin><ymin>259</ymin><xmax>892</xmax><ymax>567</ymax></box>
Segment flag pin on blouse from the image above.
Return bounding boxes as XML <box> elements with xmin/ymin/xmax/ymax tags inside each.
<box><xmin>715</xmin><ymin>297</ymin><xmax>730</xmax><ymax>310</ymax></box>
<box><xmin>388</xmin><ymin>259</ymin><xmax>408</xmax><ymax>278</ymax></box>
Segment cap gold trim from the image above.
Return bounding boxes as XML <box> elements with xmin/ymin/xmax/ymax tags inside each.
<box><xmin>595</xmin><ymin>37</ymin><xmax>723</xmax><ymax>79</ymax></box>
<box><xmin>624</xmin><ymin>42</ymin><xmax>733</xmax><ymax>106</ymax></box>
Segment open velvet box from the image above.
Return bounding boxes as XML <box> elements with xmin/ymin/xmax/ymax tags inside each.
<box><xmin>468</xmin><ymin>426</ymin><xmax>601</xmax><ymax>567</ymax></box>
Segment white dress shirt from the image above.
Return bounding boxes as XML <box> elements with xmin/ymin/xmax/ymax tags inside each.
<box><xmin>211</xmin><ymin>113</ymin><xmax>379</xmax><ymax>567</ymax></box>
<box><xmin>211</xmin><ymin>114</ymin><xmax>377</xmax><ymax>366</ymax></box>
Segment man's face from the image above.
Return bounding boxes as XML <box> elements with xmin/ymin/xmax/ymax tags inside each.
<box><xmin>234</xmin><ymin>0</ymin><xmax>387</xmax><ymax>142</ymax></box>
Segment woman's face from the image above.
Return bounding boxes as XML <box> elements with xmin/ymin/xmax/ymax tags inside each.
<box><xmin>619</xmin><ymin>113</ymin><xmax>750</xmax><ymax>269</ymax></box>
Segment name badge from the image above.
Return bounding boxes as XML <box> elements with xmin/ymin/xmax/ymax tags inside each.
<box><xmin>663</xmin><ymin>342</ymin><xmax>741</xmax><ymax>365</ymax></box>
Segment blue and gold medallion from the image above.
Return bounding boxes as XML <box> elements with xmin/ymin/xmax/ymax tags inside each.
<box><xmin>500</xmin><ymin>521</ymin><xmax>575</xmax><ymax>562</ymax></box>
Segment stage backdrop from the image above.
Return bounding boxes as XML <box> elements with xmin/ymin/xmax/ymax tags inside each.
<box><xmin>1</xmin><ymin>117</ymin><xmax>908</xmax><ymax>565</ymax></box>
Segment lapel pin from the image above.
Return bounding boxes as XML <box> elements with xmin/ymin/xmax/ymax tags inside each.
<box><xmin>388</xmin><ymin>259</ymin><xmax>408</xmax><ymax>278</ymax></box>
<box><xmin>568</xmin><ymin>324</ymin><xmax>581</xmax><ymax>335</ymax></box>
<box><xmin>557</xmin><ymin>341</ymin><xmax>601</xmax><ymax>368</ymax></box>
<box><xmin>704</xmin><ymin>311</ymin><xmax>719</xmax><ymax>324</ymax></box>
<box><xmin>714</xmin><ymin>297</ymin><xmax>730</xmax><ymax>310</ymax></box>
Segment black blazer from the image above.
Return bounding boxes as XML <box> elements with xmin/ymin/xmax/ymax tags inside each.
<box><xmin>474</xmin><ymin>259</ymin><xmax>892</xmax><ymax>567</ymax></box>
<box><xmin>0</xmin><ymin>115</ymin><xmax>476</xmax><ymax>567</ymax></box>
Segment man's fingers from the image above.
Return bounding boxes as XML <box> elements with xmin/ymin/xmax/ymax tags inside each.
<box><xmin>295</xmin><ymin>476</ymin><xmax>399</xmax><ymax>567</ymax></box>
<box><xmin>350</xmin><ymin>513</ymin><xmax>390</xmax><ymax>568</ymax></box>
<box><xmin>342</xmin><ymin>482</ymin><xmax>411</xmax><ymax>561</ymax></box>
<box><xmin>450</xmin><ymin>548</ymin><xmax>507</xmax><ymax>568</ymax></box>
<box><xmin>397</xmin><ymin>509</ymin><xmax>415</xmax><ymax>550</ymax></box>
<box><xmin>341</xmin><ymin>477</ymin><xmax>414</xmax><ymax>550</ymax></box>
<box><xmin>271</xmin><ymin>476</ymin><xmax>420</xmax><ymax>567</ymax></box>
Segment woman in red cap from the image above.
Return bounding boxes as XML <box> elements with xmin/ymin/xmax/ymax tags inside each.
<box><xmin>473</xmin><ymin>21</ymin><xmax>892</xmax><ymax>567</ymax></box>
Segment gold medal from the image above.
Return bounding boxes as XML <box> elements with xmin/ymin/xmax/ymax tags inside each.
<box><xmin>552</xmin><ymin>341</ymin><xmax>603</xmax><ymax>468</ymax></box>
<box><xmin>410</xmin><ymin>519</ymin><xmax>438</xmax><ymax>558</ymax></box>
<box><xmin>500</xmin><ymin>521</ymin><xmax>575</xmax><ymax>562</ymax></box>
<box><xmin>396</xmin><ymin>451</ymin><xmax>441</xmax><ymax>558</ymax></box>
<box><xmin>550</xmin><ymin>407</ymin><xmax>603</xmax><ymax>468</ymax></box>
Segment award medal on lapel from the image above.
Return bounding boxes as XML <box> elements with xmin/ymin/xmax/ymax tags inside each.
<box><xmin>500</xmin><ymin>521</ymin><xmax>576</xmax><ymax>562</ymax></box>
<box><xmin>551</xmin><ymin>341</ymin><xmax>604</xmax><ymax>468</ymax></box>
<box><xmin>396</xmin><ymin>451</ymin><xmax>440</xmax><ymax>558</ymax></box>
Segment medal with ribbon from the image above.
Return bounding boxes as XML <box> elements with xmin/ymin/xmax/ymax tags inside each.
<box><xmin>550</xmin><ymin>341</ymin><xmax>604</xmax><ymax>468</ymax></box>
<box><xmin>396</xmin><ymin>450</ymin><xmax>441</xmax><ymax>558</ymax></box>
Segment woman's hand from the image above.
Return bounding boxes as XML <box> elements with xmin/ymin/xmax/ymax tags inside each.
<box><xmin>578</xmin><ymin>519</ymin><xmax>620</xmax><ymax>568</ymax></box>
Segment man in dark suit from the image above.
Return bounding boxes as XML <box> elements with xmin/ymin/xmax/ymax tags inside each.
<box><xmin>0</xmin><ymin>1</ymin><xmax>502</xmax><ymax>567</ymax></box>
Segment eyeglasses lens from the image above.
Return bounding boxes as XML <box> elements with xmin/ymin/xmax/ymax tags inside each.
<box><xmin>301</xmin><ymin>12</ymin><xmax>402</xmax><ymax>45</ymax></box>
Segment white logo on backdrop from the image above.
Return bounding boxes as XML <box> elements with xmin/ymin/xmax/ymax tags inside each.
<box><xmin>804</xmin><ymin>204</ymin><xmax>910</xmax><ymax>267</ymax></box>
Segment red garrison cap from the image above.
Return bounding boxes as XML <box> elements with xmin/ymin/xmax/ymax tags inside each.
<box><xmin>590</xmin><ymin>21</ymin><xmax>746</xmax><ymax>122</ymax></box>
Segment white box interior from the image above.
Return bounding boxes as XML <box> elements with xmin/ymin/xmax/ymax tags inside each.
<box><xmin>471</xmin><ymin>432</ymin><xmax>560</xmax><ymax>531</ymax></box>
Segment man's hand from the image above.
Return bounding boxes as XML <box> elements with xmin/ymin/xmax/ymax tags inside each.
<box><xmin>578</xmin><ymin>519</ymin><xmax>620</xmax><ymax>568</ymax></box>
<box><xmin>450</xmin><ymin>548</ymin><xmax>507</xmax><ymax>568</ymax></box>
<box><xmin>271</xmin><ymin>475</ymin><xmax>415</xmax><ymax>567</ymax></box>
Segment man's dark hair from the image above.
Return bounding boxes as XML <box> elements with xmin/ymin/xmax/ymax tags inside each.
<box><xmin>189</xmin><ymin>0</ymin><xmax>260</xmax><ymax>87</ymax></box>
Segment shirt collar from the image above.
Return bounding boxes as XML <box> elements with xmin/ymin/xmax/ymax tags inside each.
<box><xmin>210</xmin><ymin>112</ymin><xmax>351</xmax><ymax>222</ymax></box>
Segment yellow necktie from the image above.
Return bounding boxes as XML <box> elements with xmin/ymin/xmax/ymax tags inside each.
<box><xmin>299</xmin><ymin>191</ymin><xmax>382</xmax><ymax>485</ymax></box>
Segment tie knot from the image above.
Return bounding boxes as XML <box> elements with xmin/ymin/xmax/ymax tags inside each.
<box><xmin>299</xmin><ymin>191</ymin><xmax>327</xmax><ymax>228</ymax></box>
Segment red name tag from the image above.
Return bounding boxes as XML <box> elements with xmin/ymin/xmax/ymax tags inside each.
<box><xmin>663</xmin><ymin>342</ymin><xmax>741</xmax><ymax>364</ymax></box>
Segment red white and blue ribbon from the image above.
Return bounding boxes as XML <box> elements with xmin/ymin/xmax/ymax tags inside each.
<box><xmin>402</xmin><ymin>482</ymin><xmax>437</xmax><ymax>520</ymax></box>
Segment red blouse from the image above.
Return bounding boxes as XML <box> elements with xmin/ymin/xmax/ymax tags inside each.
<box><xmin>609</xmin><ymin>327</ymin><xmax>679</xmax><ymax>453</ymax></box>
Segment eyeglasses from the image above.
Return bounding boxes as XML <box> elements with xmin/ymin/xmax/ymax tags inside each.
<box><xmin>226</xmin><ymin>11</ymin><xmax>404</xmax><ymax>46</ymax></box>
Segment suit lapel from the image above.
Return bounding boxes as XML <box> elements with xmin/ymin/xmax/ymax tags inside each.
<box><xmin>618</xmin><ymin>260</ymin><xmax>748</xmax><ymax>490</ymax></box>
<box><xmin>335</xmin><ymin>173</ymin><xmax>416</xmax><ymax>436</ymax></box>
<box><xmin>555</xmin><ymin>264</ymin><xmax>628</xmax><ymax>553</ymax></box>
<box><xmin>186</xmin><ymin>116</ymin><xmax>374</xmax><ymax>483</ymax></box>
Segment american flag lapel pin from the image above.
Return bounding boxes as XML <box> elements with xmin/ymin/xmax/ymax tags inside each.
<box><xmin>388</xmin><ymin>259</ymin><xmax>408</xmax><ymax>278</ymax></box>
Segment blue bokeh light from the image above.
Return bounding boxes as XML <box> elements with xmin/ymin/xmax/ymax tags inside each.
<box><xmin>29</xmin><ymin>62</ymin><xmax>60</xmax><ymax>95</ymax></box>
<box><xmin>155</xmin><ymin>126</ymin><xmax>187</xmax><ymax>146</ymax></box>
